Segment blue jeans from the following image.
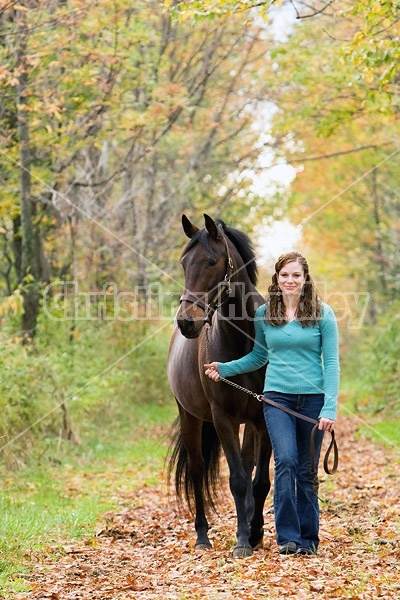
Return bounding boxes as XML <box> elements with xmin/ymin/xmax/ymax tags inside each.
<box><xmin>263</xmin><ymin>391</ymin><xmax>325</xmax><ymax>550</ymax></box>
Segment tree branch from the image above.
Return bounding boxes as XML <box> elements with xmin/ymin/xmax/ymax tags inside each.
<box><xmin>290</xmin><ymin>0</ymin><xmax>335</xmax><ymax>20</ymax></box>
<box><xmin>289</xmin><ymin>143</ymin><xmax>393</xmax><ymax>162</ymax></box>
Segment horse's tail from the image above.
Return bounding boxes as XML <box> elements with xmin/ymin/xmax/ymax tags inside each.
<box><xmin>167</xmin><ymin>417</ymin><xmax>222</xmax><ymax>514</ymax></box>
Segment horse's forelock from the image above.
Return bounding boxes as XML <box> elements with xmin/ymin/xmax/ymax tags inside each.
<box><xmin>181</xmin><ymin>229</ymin><xmax>218</xmax><ymax>259</ymax></box>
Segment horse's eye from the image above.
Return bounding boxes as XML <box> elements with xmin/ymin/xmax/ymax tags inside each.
<box><xmin>207</xmin><ymin>258</ymin><xmax>217</xmax><ymax>267</ymax></box>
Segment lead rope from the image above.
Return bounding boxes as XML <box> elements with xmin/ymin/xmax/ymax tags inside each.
<box><xmin>204</xmin><ymin>323</ymin><xmax>338</xmax><ymax>492</ymax></box>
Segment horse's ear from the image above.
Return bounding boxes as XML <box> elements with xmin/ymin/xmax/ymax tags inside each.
<box><xmin>182</xmin><ymin>214</ymin><xmax>199</xmax><ymax>238</ymax></box>
<box><xmin>204</xmin><ymin>214</ymin><xmax>220</xmax><ymax>240</ymax></box>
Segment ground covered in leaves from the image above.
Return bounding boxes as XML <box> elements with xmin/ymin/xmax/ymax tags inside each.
<box><xmin>14</xmin><ymin>416</ymin><xmax>400</xmax><ymax>600</ymax></box>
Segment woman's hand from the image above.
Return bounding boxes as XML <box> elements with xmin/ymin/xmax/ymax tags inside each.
<box><xmin>204</xmin><ymin>362</ymin><xmax>221</xmax><ymax>382</ymax></box>
<box><xmin>318</xmin><ymin>417</ymin><xmax>336</xmax><ymax>432</ymax></box>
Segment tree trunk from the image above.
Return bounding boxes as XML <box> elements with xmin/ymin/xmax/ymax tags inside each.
<box><xmin>16</xmin><ymin>9</ymin><xmax>41</xmax><ymax>338</ymax></box>
<box><xmin>371</xmin><ymin>169</ymin><xmax>387</xmax><ymax>295</ymax></box>
<box><xmin>12</xmin><ymin>214</ymin><xmax>22</xmax><ymax>281</ymax></box>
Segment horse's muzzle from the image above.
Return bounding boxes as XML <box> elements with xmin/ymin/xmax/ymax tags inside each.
<box><xmin>176</xmin><ymin>316</ymin><xmax>203</xmax><ymax>339</ymax></box>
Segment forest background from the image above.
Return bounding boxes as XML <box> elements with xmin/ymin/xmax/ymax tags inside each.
<box><xmin>0</xmin><ymin>0</ymin><xmax>399</xmax><ymax>594</ymax></box>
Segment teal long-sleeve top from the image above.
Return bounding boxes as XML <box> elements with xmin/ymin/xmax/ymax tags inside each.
<box><xmin>218</xmin><ymin>302</ymin><xmax>340</xmax><ymax>420</ymax></box>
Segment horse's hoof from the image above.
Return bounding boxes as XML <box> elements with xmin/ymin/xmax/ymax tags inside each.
<box><xmin>195</xmin><ymin>542</ymin><xmax>212</xmax><ymax>551</ymax></box>
<box><xmin>251</xmin><ymin>539</ymin><xmax>263</xmax><ymax>551</ymax></box>
<box><xmin>249</xmin><ymin>529</ymin><xmax>264</xmax><ymax>550</ymax></box>
<box><xmin>233</xmin><ymin>545</ymin><xmax>253</xmax><ymax>558</ymax></box>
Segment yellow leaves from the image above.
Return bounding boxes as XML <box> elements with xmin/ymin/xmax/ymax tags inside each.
<box><xmin>123</xmin><ymin>109</ymin><xmax>146</xmax><ymax>129</ymax></box>
<box><xmin>0</xmin><ymin>290</ymin><xmax>23</xmax><ymax>318</ymax></box>
<box><xmin>68</xmin><ymin>325</ymin><xmax>80</xmax><ymax>342</ymax></box>
<box><xmin>362</xmin><ymin>66</ymin><xmax>375</xmax><ymax>84</ymax></box>
<box><xmin>45</xmin><ymin>101</ymin><xmax>63</xmax><ymax>120</ymax></box>
<box><xmin>352</xmin><ymin>30</ymin><xmax>365</xmax><ymax>44</ymax></box>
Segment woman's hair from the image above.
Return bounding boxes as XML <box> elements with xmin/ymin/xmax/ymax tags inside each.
<box><xmin>265</xmin><ymin>251</ymin><xmax>321</xmax><ymax>327</ymax></box>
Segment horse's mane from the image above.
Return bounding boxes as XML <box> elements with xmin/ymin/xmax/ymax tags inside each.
<box><xmin>182</xmin><ymin>219</ymin><xmax>258</xmax><ymax>286</ymax></box>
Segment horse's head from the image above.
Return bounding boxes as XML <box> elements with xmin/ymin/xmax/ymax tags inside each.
<box><xmin>176</xmin><ymin>214</ymin><xmax>234</xmax><ymax>339</ymax></box>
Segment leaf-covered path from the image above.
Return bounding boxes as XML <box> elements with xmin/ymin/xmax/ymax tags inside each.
<box><xmin>15</xmin><ymin>416</ymin><xmax>400</xmax><ymax>600</ymax></box>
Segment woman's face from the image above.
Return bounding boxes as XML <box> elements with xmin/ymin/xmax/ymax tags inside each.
<box><xmin>277</xmin><ymin>260</ymin><xmax>306</xmax><ymax>299</ymax></box>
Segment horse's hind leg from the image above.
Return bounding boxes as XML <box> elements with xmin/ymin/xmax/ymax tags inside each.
<box><xmin>249</xmin><ymin>428</ymin><xmax>272</xmax><ymax>549</ymax></box>
<box><xmin>241</xmin><ymin>424</ymin><xmax>256</xmax><ymax>526</ymax></box>
<box><xmin>177</xmin><ymin>406</ymin><xmax>213</xmax><ymax>549</ymax></box>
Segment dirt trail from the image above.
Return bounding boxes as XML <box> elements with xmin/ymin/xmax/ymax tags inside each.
<box><xmin>14</xmin><ymin>416</ymin><xmax>400</xmax><ymax>600</ymax></box>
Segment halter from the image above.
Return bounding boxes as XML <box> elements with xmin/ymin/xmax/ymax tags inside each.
<box><xmin>179</xmin><ymin>232</ymin><xmax>234</xmax><ymax>324</ymax></box>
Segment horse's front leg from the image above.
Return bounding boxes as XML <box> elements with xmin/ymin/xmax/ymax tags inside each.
<box><xmin>213</xmin><ymin>415</ymin><xmax>253</xmax><ymax>558</ymax></box>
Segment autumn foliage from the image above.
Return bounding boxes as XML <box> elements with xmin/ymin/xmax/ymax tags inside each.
<box><xmin>13</xmin><ymin>416</ymin><xmax>400</xmax><ymax>600</ymax></box>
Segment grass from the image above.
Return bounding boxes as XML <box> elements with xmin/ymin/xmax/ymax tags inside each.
<box><xmin>0</xmin><ymin>317</ymin><xmax>178</xmax><ymax>596</ymax></box>
<box><xmin>0</xmin><ymin>399</ymin><xmax>177</xmax><ymax>596</ymax></box>
<box><xmin>339</xmin><ymin>307</ymin><xmax>400</xmax><ymax>449</ymax></box>
<box><xmin>340</xmin><ymin>368</ymin><xmax>400</xmax><ymax>450</ymax></box>
<box><xmin>356</xmin><ymin>418</ymin><xmax>400</xmax><ymax>450</ymax></box>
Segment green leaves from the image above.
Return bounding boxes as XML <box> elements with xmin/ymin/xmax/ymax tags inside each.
<box><xmin>340</xmin><ymin>0</ymin><xmax>400</xmax><ymax>114</ymax></box>
<box><xmin>164</xmin><ymin>0</ymin><xmax>274</xmax><ymax>20</ymax></box>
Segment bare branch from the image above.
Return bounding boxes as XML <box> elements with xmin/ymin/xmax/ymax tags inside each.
<box><xmin>290</xmin><ymin>0</ymin><xmax>335</xmax><ymax>20</ymax></box>
<box><xmin>289</xmin><ymin>143</ymin><xmax>393</xmax><ymax>163</ymax></box>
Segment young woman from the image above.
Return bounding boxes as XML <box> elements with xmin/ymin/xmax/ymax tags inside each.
<box><xmin>204</xmin><ymin>251</ymin><xmax>339</xmax><ymax>555</ymax></box>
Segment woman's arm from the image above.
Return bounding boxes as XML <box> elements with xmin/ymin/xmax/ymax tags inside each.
<box><xmin>319</xmin><ymin>304</ymin><xmax>340</xmax><ymax>421</ymax></box>
<box><xmin>204</xmin><ymin>305</ymin><xmax>268</xmax><ymax>380</ymax></box>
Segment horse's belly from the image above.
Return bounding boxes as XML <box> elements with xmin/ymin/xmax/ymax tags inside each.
<box><xmin>167</xmin><ymin>330</ymin><xmax>212</xmax><ymax>420</ymax></box>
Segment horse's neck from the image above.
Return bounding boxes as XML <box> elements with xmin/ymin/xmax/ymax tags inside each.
<box><xmin>218</xmin><ymin>279</ymin><xmax>263</xmax><ymax>333</ymax></box>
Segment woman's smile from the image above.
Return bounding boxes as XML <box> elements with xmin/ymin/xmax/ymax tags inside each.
<box><xmin>277</xmin><ymin>261</ymin><xmax>305</xmax><ymax>297</ymax></box>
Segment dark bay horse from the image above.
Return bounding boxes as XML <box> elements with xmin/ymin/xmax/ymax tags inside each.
<box><xmin>167</xmin><ymin>214</ymin><xmax>272</xmax><ymax>558</ymax></box>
